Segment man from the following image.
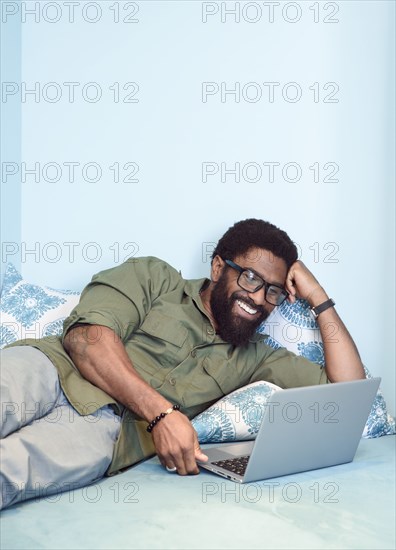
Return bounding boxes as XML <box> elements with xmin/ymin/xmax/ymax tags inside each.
<box><xmin>0</xmin><ymin>219</ymin><xmax>365</xmax><ymax>508</ymax></box>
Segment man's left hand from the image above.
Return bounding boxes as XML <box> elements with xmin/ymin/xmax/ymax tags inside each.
<box><xmin>285</xmin><ymin>260</ymin><xmax>328</xmax><ymax>307</ymax></box>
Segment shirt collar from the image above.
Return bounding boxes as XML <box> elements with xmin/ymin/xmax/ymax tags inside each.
<box><xmin>184</xmin><ymin>278</ymin><xmax>210</xmax><ymax>317</ymax></box>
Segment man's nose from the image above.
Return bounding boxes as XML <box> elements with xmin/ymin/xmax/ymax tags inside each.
<box><xmin>247</xmin><ymin>286</ymin><xmax>266</xmax><ymax>306</ymax></box>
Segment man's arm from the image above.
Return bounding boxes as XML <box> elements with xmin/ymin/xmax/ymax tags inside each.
<box><xmin>285</xmin><ymin>261</ymin><xmax>365</xmax><ymax>382</ymax></box>
<box><xmin>63</xmin><ymin>324</ymin><xmax>208</xmax><ymax>474</ymax></box>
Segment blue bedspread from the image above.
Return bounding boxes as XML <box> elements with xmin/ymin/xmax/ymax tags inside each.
<box><xmin>1</xmin><ymin>436</ymin><xmax>395</xmax><ymax>550</ymax></box>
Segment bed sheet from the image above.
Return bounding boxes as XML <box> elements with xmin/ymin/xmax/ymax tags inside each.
<box><xmin>1</xmin><ymin>436</ymin><xmax>395</xmax><ymax>550</ymax></box>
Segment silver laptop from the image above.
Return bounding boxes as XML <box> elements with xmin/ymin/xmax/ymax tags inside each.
<box><xmin>199</xmin><ymin>378</ymin><xmax>380</xmax><ymax>483</ymax></box>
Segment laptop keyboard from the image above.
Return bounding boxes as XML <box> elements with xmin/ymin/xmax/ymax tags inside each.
<box><xmin>211</xmin><ymin>455</ymin><xmax>250</xmax><ymax>476</ymax></box>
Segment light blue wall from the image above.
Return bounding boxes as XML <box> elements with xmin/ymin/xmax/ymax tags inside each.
<box><xmin>2</xmin><ymin>1</ymin><xmax>395</xmax><ymax>413</ymax></box>
<box><xmin>1</xmin><ymin>2</ymin><xmax>21</xmax><ymax>280</ymax></box>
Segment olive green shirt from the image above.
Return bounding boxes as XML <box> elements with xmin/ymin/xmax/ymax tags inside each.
<box><xmin>10</xmin><ymin>256</ymin><xmax>328</xmax><ymax>475</ymax></box>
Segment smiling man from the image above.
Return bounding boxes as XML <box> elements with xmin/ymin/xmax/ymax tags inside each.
<box><xmin>0</xmin><ymin>219</ymin><xmax>365</xmax><ymax>508</ymax></box>
<box><xmin>206</xmin><ymin>250</ymin><xmax>288</xmax><ymax>346</ymax></box>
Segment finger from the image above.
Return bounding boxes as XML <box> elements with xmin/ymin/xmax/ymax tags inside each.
<box><xmin>194</xmin><ymin>435</ymin><xmax>208</xmax><ymax>463</ymax></box>
<box><xmin>184</xmin><ymin>436</ymin><xmax>206</xmax><ymax>473</ymax></box>
<box><xmin>178</xmin><ymin>444</ymin><xmax>200</xmax><ymax>476</ymax></box>
<box><xmin>172</xmin><ymin>430</ymin><xmax>201</xmax><ymax>475</ymax></box>
<box><xmin>163</xmin><ymin>447</ymin><xmax>190</xmax><ymax>476</ymax></box>
<box><xmin>285</xmin><ymin>276</ymin><xmax>296</xmax><ymax>297</ymax></box>
<box><xmin>157</xmin><ymin>447</ymin><xmax>175</xmax><ymax>470</ymax></box>
<box><xmin>195</xmin><ymin>448</ymin><xmax>208</xmax><ymax>462</ymax></box>
<box><xmin>162</xmin><ymin>457</ymin><xmax>177</xmax><ymax>472</ymax></box>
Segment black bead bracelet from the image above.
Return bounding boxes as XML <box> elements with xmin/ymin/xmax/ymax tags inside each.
<box><xmin>146</xmin><ymin>404</ymin><xmax>180</xmax><ymax>433</ymax></box>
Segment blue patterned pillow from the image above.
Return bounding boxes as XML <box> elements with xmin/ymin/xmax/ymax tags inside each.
<box><xmin>0</xmin><ymin>263</ymin><xmax>81</xmax><ymax>349</ymax></box>
<box><xmin>192</xmin><ymin>299</ymin><xmax>395</xmax><ymax>442</ymax></box>
<box><xmin>192</xmin><ymin>381</ymin><xmax>281</xmax><ymax>443</ymax></box>
<box><xmin>259</xmin><ymin>298</ymin><xmax>325</xmax><ymax>365</ymax></box>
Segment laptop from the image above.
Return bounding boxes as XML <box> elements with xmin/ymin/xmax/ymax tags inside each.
<box><xmin>199</xmin><ymin>377</ymin><xmax>381</xmax><ymax>483</ymax></box>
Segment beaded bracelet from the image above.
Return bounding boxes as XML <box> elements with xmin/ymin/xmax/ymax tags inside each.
<box><xmin>146</xmin><ymin>404</ymin><xmax>180</xmax><ymax>433</ymax></box>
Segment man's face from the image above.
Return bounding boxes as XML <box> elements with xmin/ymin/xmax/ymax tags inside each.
<box><xmin>210</xmin><ymin>248</ymin><xmax>288</xmax><ymax>347</ymax></box>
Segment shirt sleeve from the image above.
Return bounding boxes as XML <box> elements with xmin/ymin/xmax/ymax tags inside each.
<box><xmin>249</xmin><ymin>344</ymin><xmax>329</xmax><ymax>388</ymax></box>
<box><xmin>62</xmin><ymin>256</ymin><xmax>182</xmax><ymax>343</ymax></box>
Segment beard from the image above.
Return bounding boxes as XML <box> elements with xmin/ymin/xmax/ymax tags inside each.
<box><xmin>210</xmin><ymin>272</ymin><xmax>271</xmax><ymax>347</ymax></box>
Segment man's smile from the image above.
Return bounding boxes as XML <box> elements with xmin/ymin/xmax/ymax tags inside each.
<box><xmin>236</xmin><ymin>298</ymin><xmax>258</xmax><ymax>316</ymax></box>
<box><xmin>232</xmin><ymin>294</ymin><xmax>268</xmax><ymax>321</ymax></box>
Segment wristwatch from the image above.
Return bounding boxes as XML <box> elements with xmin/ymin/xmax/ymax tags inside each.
<box><xmin>310</xmin><ymin>298</ymin><xmax>335</xmax><ymax>319</ymax></box>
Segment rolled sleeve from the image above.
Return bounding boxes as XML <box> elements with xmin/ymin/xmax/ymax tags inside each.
<box><xmin>62</xmin><ymin>256</ymin><xmax>182</xmax><ymax>344</ymax></box>
<box><xmin>62</xmin><ymin>284</ymin><xmax>141</xmax><ymax>342</ymax></box>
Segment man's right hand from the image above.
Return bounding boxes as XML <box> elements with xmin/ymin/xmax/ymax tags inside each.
<box><xmin>151</xmin><ymin>411</ymin><xmax>208</xmax><ymax>475</ymax></box>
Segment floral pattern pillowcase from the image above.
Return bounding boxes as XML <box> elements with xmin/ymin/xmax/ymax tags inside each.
<box><xmin>0</xmin><ymin>263</ymin><xmax>80</xmax><ymax>349</ymax></box>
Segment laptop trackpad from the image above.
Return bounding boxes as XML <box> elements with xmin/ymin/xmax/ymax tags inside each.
<box><xmin>202</xmin><ymin>441</ymin><xmax>255</xmax><ymax>462</ymax></box>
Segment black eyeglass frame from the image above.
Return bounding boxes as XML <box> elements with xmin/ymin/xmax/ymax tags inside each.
<box><xmin>224</xmin><ymin>259</ymin><xmax>289</xmax><ymax>306</ymax></box>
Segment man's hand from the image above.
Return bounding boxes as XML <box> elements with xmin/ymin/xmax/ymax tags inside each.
<box><xmin>151</xmin><ymin>412</ymin><xmax>208</xmax><ymax>475</ymax></box>
<box><xmin>285</xmin><ymin>260</ymin><xmax>327</xmax><ymax>307</ymax></box>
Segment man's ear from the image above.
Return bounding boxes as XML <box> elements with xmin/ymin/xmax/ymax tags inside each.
<box><xmin>211</xmin><ymin>255</ymin><xmax>225</xmax><ymax>283</ymax></box>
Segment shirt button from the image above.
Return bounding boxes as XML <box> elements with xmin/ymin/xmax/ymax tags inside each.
<box><xmin>207</xmin><ymin>327</ymin><xmax>215</xmax><ymax>335</ymax></box>
<box><xmin>169</xmin><ymin>378</ymin><xmax>176</xmax><ymax>386</ymax></box>
<box><xmin>191</xmin><ymin>350</ymin><xmax>197</xmax><ymax>358</ymax></box>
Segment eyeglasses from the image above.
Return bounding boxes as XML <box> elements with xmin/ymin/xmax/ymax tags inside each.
<box><xmin>224</xmin><ymin>259</ymin><xmax>289</xmax><ymax>306</ymax></box>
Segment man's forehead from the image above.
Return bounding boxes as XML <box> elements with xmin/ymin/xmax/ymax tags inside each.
<box><xmin>234</xmin><ymin>247</ymin><xmax>288</xmax><ymax>282</ymax></box>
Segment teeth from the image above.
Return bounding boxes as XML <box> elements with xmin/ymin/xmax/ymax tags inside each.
<box><xmin>237</xmin><ymin>299</ymin><xmax>257</xmax><ymax>315</ymax></box>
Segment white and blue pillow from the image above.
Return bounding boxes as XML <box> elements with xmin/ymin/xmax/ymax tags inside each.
<box><xmin>0</xmin><ymin>263</ymin><xmax>81</xmax><ymax>348</ymax></box>
<box><xmin>192</xmin><ymin>381</ymin><xmax>281</xmax><ymax>442</ymax></box>
<box><xmin>259</xmin><ymin>298</ymin><xmax>325</xmax><ymax>365</ymax></box>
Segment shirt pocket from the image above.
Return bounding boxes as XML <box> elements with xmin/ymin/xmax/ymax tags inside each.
<box><xmin>202</xmin><ymin>357</ymin><xmax>240</xmax><ymax>397</ymax></box>
<box><xmin>138</xmin><ymin>311</ymin><xmax>188</xmax><ymax>367</ymax></box>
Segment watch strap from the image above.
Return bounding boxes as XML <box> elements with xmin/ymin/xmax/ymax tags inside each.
<box><xmin>310</xmin><ymin>298</ymin><xmax>335</xmax><ymax>319</ymax></box>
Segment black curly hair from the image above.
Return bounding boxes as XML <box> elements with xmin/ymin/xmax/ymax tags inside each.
<box><xmin>212</xmin><ymin>219</ymin><xmax>298</xmax><ymax>269</ymax></box>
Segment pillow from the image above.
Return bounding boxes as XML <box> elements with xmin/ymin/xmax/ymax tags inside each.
<box><xmin>192</xmin><ymin>299</ymin><xmax>395</xmax><ymax>441</ymax></box>
<box><xmin>362</xmin><ymin>375</ymin><xmax>396</xmax><ymax>438</ymax></box>
<box><xmin>259</xmin><ymin>298</ymin><xmax>325</xmax><ymax>366</ymax></box>
<box><xmin>192</xmin><ymin>381</ymin><xmax>282</xmax><ymax>443</ymax></box>
<box><xmin>0</xmin><ymin>263</ymin><xmax>81</xmax><ymax>349</ymax></box>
